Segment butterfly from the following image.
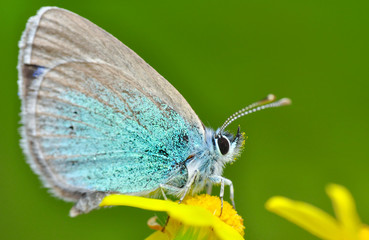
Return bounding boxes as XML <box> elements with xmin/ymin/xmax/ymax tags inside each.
<box><xmin>18</xmin><ymin>7</ymin><xmax>291</xmax><ymax>217</ymax></box>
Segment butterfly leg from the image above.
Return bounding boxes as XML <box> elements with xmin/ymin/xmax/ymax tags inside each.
<box><xmin>220</xmin><ymin>178</ymin><xmax>225</xmax><ymax>215</ymax></box>
<box><xmin>179</xmin><ymin>170</ymin><xmax>199</xmax><ymax>203</ymax></box>
<box><xmin>160</xmin><ymin>186</ymin><xmax>168</xmax><ymax>200</ymax></box>
<box><xmin>209</xmin><ymin>176</ymin><xmax>235</xmax><ymax>210</ymax></box>
<box><xmin>159</xmin><ymin>184</ymin><xmax>182</xmax><ymax>200</ymax></box>
<box><xmin>206</xmin><ymin>182</ymin><xmax>213</xmax><ymax>195</ymax></box>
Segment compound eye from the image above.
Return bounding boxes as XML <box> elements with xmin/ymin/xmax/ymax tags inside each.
<box><xmin>217</xmin><ymin>136</ymin><xmax>230</xmax><ymax>155</ymax></box>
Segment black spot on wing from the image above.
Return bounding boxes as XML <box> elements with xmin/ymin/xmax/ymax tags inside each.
<box><xmin>182</xmin><ymin>134</ymin><xmax>189</xmax><ymax>142</ymax></box>
<box><xmin>158</xmin><ymin>149</ymin><xmax>169</xmax><ymax>157</ymax></box>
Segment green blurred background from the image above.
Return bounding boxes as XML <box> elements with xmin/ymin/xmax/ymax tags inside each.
<box><xmin>1</xmin><ymin>0</ymin><xmax>368</xmax><ymax>239</ymax></box>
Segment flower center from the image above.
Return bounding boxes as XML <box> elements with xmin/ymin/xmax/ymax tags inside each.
<box><xmin>183</xmin><ymin>194</ymin><xmax>245</xmax><ymax>236</ymax></box>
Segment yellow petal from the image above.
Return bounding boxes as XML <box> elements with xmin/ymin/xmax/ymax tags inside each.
<box><xmin>326</xmin><ymin>184</ymin><xmax>361</xmax><ymax>239</ymax></box>
<box><xmin>100</xmin><ymin>194</ymin><xmax>213</xmax><ymax>226</ymax></box>
<box><xmin>212</xmin><ymin>218</ymin><xmax>244</xmax><ymax>240</ymax></box>
<box><xmin>266</xmin><ymin>196</ymin><xmax>341</xmax><ymax>240</ymax></box>
<box><xmin>100</xmin><ymin>194</ymin><xmax>175</xmax><ymax>212</ymax></box>
<box><xmin>100</xmin><ymin>194</ymin><xmax>244</xmax><ymax>240</ymax></box>
<box><xmin>359</xmin><ymin>226</ymin><xmax>369</xmax><ymax>240</ymax></box>
<box><xmin>145</xmin><ymin>230</ymin><xmax>168</xmax><ymax>240</ymax></box>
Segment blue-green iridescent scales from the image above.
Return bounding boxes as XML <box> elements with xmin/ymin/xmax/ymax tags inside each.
<box><xmin>36</xmin><ymin>62</ymin><xmax>204</xmax><ymax>194</ymax></box>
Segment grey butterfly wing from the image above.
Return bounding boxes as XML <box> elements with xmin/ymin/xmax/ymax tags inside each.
<box><xmin>19</xmin><ymin>7</ymin><xmax>202</xmax><ymax>125</ymax></box>
<box><xmin>18</xmin><ymin>7</ymin><xmax>205</xmax><ymax>204</ymax></box>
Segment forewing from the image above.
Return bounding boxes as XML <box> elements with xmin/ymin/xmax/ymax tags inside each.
<box><xmin>18</xmin><ymin>7</ymin><xmax>204</xmax><ymax>200</ymax></box>
<box><xmin>19</xmin><ymin>7</ymin><xmax>203</xmax><ymax>129</ymax></box>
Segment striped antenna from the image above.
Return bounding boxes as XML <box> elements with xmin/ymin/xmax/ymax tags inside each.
<box><xmin>219</xmin><ymin>94</ymin><xmax>291</xmax><ymax>133</ymax></box>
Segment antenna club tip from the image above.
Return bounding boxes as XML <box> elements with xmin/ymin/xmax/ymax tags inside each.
<box><xmin>267</xmin><ymin>94</ymin><xmax>276</xmax><ymax>101</ymax></box>
<box><xmin>279</xmin><ymin>98</ymin><xmax>292</xmax><ymax>106</ymax></box>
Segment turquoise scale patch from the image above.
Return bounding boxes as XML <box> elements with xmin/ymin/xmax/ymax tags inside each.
<box><xmin>36</xmin><ymin>79</ymin><xmax>204</xmax><ymax>193</ymax></box>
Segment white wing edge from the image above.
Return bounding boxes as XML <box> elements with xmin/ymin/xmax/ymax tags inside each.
<box><xmin>17</xmin><ymin>7</ymin><xmax>90</xmax><ymax>201</ymax></box>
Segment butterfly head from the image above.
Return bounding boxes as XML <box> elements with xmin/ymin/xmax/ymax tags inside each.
<box><xmin>212</xmin><ymin>126</ymin><xmax>244</xmax><ymax>164</ymax></box>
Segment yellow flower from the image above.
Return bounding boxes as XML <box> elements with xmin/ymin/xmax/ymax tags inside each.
<box><xmin>266</xmin><ymin>184</ymin><xmax>369</xmax><ymax>240</ymax></box>
<box><xmin>100</xmin><ymin>194</ymin><xmax>245</xmax><ymax>240</ymax></box>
